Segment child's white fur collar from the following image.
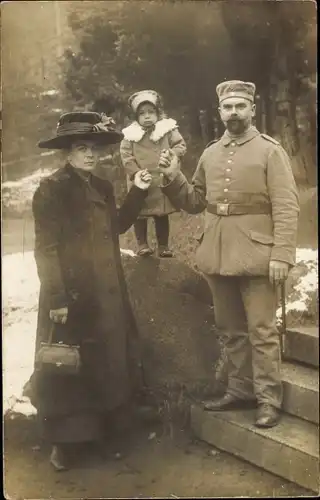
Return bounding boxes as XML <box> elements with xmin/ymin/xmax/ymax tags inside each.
<box><xmin>122</xmin><ymin>118</ymin><xmax>178</xmax><ymax>143</ymax></box>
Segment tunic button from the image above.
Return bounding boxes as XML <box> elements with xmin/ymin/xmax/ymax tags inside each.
<box><xmin>229</xmin><ymin>151</ymin><xmax>234</xmax><ymax>155</ymax></box>
<box><xmin>231</xmin><ymin>142</ymin><xmax>236</xmax><ymax>147</ymax></box>
<box><xmin>227</xmin><ymin>159</ymin><xmax>233</xmax><ymax>164</ymax></box>
<box><xmin>226</xmin><ymin>178</ymin><xmax>231</xmax><ymax>182</ymax></box>
<box><xmin>223</xmin><ymin>188</ymin><xmax>228</xmax><ymax>192</ymax></box>
<box><xmin>226</xmin><ymin>168</ymin><xmax>231</xmax><ymax>172</ymax></box>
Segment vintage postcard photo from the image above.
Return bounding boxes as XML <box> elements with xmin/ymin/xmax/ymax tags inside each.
<box><xmin>2</xmin><ymin>1</ymin><xmax>318</xmax><ymax>498</ymax></box>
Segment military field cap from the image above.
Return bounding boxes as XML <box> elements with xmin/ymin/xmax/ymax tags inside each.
<box><xmin>38</xmin><ymin>111</ymin><xmax>124</xmax><ymax>149</ymax></box>
<box><xmin>216</xmin><ymin>80</ymin><xmax>256</xmax><ymax>103</ymax></box>
<box><xmin>128</xmin><ymin>90</ymin><xmax>162</xmax><ymax>113</ymax></box>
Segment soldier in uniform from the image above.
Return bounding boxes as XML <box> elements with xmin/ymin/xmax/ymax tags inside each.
<box><xmin>158</xmin><ymin>80</ymin><xmax>299</xmax><ymax>428</ymax></box>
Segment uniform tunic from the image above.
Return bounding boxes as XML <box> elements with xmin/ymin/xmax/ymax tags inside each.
<box><xmin>162</xmin><ymin>126</ymin><xmax>299</xmax><ymax>407</ymax></box>
<box><xmin>163</xmin><ymin>126</ymin><xmax>299</xmax><ymax>275</ymax></box>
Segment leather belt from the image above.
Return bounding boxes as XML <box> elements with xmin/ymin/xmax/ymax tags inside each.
<box><xmin>207</xmin><ymin>203</ymin><xmax>271</xmax><ymax>216</ymax></box>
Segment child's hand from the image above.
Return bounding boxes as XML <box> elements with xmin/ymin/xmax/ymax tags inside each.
<box><xmin>134</xmin><ymin>169</ymin><xmax>152</xmax><ymax>190</ymax></box>
<box><xmin>158</xmin><ymin>149</ymin><xmax>179</xmax><ymax>180</ymax></box>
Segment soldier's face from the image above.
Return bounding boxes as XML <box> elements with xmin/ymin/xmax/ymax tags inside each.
<box><xmin>219</xmin><ymin>97</ymin><xmax>255</xmax><ymax>135</ymax></box>
<box><xmin>67</xmin><ymin>140</ymin><xmax>102</xmax><ymax>171</ymax></box>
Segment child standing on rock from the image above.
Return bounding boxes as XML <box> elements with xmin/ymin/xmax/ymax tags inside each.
<box><xmin>120</xmin><ymin>90</ymin><xmax>186</xmax><ymax>257</ymax></box>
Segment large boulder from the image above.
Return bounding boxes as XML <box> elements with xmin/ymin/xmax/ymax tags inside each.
<box><xmin>122</xmin><ymin>255</ymin><xmax>220</xmax><ymax>401</ymax></box>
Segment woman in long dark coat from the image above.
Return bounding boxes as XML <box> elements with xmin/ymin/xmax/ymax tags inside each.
<box><xmin>29</xmin><ymin>111</ymin><xmax>152</xmax><ymax>470</ymax></box>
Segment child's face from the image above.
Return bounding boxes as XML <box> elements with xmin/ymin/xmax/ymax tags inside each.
<box><xmin>137</xmin><ymin>102</ymin><xmax>158</xmax><ymax>128</ymax></box>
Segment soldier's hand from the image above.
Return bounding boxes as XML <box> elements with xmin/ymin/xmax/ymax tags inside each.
<box><xmin>269</xmin><ymin>260</ymin><xmax>289</xmax><ymax>285</ymax></box>
<box><xmin>134</xmin><ymin>169</ymin><xmax>152</xmax><ymax>190</ymax></box>
<box><xmin>158</xmin><ymin>149</ymin><xmax>179</xmax><ymax>180</ymax></box>
<box><xmin>49</xmin><ymin>307</ymin><xmax>68</xmax><ymax>324</ymax></box>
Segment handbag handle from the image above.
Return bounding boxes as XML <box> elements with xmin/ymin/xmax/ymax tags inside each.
<box><xmin>47</xmin><ymin>321</ymin><xmax>56</xmax><ymax>345</ymax></box>
<box><xmin>48</xmin><ymin>320</ymin><xmax>65</xmax><ymax>345</ymax></box>
<box><xmin>47</xmin><ymin>320</ymin><xmax>75</xmax><ymax>347</ymax></box>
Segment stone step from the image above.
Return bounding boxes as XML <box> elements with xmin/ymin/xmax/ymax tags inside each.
<box><xmin>191</xmin><ymin>405</ymin><xmax>320</xmax><ymax>493</ymax></box>
<box><xmin>282</xmin><ymin>361</ymin><xmax>319</xmax><ymax>424</ymax></box>
<box><xmin>283</xmin><ymin>326</ymin><xmax>319</xmax><ymax>367</ymax></box>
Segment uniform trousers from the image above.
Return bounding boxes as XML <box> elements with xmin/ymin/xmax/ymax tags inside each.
<box><xmin>205</xmin><ymin>274</ymin><xmax>282</xmax><ymax>409</ymax></box>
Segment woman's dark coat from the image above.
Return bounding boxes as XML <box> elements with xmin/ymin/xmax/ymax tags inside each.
<box><xmin>31</xmin><ymin>164</ymin><xmax>147</xmax><ymax>440</ymax></box>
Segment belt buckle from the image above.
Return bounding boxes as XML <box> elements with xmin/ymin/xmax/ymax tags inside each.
<box><xmin>216</xmin><ymin>203</ymin><xmax>229</xmax><ymax>216</ymax></box>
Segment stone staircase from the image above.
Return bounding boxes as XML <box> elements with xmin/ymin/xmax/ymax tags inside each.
<box><xmin>190</xmin><ymin>326</ymin><xmax>319</xmax><ymax>493</ymax></box>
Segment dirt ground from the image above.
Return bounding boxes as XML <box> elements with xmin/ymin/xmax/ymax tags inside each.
<box><xmin>3</xmin><ymin>185</ymin><xmax>317</xmax><ymax>499</ymax></box>
<box><xmin>4</xmin><ymin>412</ymin><xmax>311</xmax><ymax>499</ymax></box>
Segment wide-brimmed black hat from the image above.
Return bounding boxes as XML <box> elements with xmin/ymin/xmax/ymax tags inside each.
<box><xmin>38</xmin><ymin>112</ymin><xmax>124</xmax><ymax>149</ymax></box>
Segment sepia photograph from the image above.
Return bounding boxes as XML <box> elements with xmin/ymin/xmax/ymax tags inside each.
<box><xmin>2</xmin><ymin>0</ymin><xmax>318</xmax><ymax>498</ymax></box>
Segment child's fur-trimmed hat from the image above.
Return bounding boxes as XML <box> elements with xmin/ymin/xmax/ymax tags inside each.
<box><xmin>128</xmin><ymin>90</ymin><xmax>162</xmax><ymax>114</ymax></box>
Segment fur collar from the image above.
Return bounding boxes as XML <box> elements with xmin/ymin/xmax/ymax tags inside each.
<box><xmin>122</xmin><ymin>118</ymin><xmax>178</xmax><ymax>143</ymax></box>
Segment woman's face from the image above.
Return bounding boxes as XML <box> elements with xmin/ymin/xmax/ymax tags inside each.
<box><xmin>67</xmin><ymin>139</ymin><xmax>102</xmax><ymax>171</ymax></box>
<box><xmin>137</xmin><ymin>102</ymin><xmax>158</xmax><ymax>128</ymax></box>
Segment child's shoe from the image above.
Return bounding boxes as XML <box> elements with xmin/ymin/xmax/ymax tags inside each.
<box><xmin>158</xmin><ymin>246</ymin><xmax>174</xmax><ymax>258</ymax></box>
<box><xmin>137</xmin><ymin>244</ymin><xmax>154</xmax><ymax>257</ymax></box>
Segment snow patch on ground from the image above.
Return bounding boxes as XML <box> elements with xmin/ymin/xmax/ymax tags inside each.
<box><xmin>3</xmin><ymin>313</ymin><xmax>38</xmax><ymax>417</ymax></box>
<box><xmin>276</xmin><ymin>249</ymin><xmax>318</xmax><ymax>319</ymax></box>
<box><xmin>3</xmin><ymin>252</ymin><xmax>39</xmax><ymax>416</ymax></box>
<box><xmin>120</xmin><ymin>248</ymin><xmax>137</xmax><ymax>258</ymax></box>
<box><xmin>2</xmin><ymin>168</ymin><xmax>56</xmax><ymax>214</ymax></box>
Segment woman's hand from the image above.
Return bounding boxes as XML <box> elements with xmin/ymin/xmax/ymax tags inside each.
<box><xmin>134</xmin><ymin>169</ymin><xmax>152</xmax><ymax>190</ymax></box>
<box><xmin>49</xmin><ymin>307</ymin><xmax>68</xmax><ymax>324</ymax></box>
<box><xmin>158</xmin><ymin>149</ymin><xmax>179</xmax><ymax>180</ymax></box>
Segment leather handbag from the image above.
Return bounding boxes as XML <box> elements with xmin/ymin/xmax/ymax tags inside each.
<box><xmin>35</xmin><ymin>322</ymin><xmax>81</xmax><ymax>375</ymax></box>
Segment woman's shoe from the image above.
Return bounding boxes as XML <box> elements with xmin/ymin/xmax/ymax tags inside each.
<box><xmin>137</xmin><ymin>244</ymin><xmax>154</xmax><ymax>256</ymax></box>
<box><xmin>50</xmin><ymin>445</ymin><xmax>68</xmax><ymax>471</ymax></box>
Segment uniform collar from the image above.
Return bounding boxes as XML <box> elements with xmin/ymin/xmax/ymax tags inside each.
<box><xmin>221</xmin><ymin>126</ymin><xmax>260</xmax><ymax>146</ymax></box>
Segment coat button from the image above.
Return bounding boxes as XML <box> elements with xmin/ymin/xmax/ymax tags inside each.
<box><xmin>230</xmin><ymin>142</ymin><xmax>236</xmax><ymax>147</ymax></box>
<box><xmin>227</xmin><ymin>159</ymin><xmax>233</xmax><ymax>164</ymax></box>
<box><xmin>223</xmin><ymin>188</ymin><xmax>228</xmax><ymax>192</ymax></box>
<box><xmin>225</xmin><ymin>178</ymin><xmax>231</xmax><ymax>182</ymax></box>
<box><xmin>226</xmin><ymin>168</ymin><xmax>231</xmax><ymax>172</ymax></box>
<box><xmin>229</xmin><ymin>151</ymin><xmax>234</xmax><ymax>155</ymax></box>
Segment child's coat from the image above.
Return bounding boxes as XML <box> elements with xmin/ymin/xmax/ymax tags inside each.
<box><xmin>120</xmin><ymin>118</ymin><xmax>186</xmax><ymax>217</ymax></box>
